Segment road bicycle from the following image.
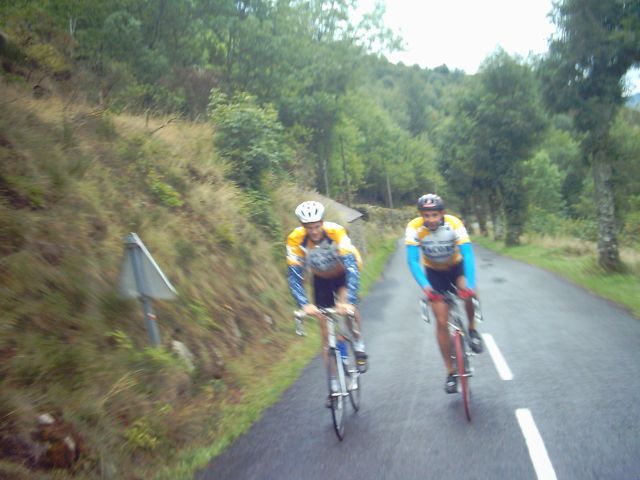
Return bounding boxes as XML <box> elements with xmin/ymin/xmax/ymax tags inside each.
<box><xmin>421</xmin><ymin>292</ymin><xmax>483</xmax><ymax>421</ymax></box>
<box><xmin>294</xmin><ymin>308</ymin><xmax>361</xmax><ymax>440</ymax></box>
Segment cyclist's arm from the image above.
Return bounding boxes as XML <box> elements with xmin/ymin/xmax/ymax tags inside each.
<box><xmin>287</xmin><ymin>265</ymin><xmax>309</xmax><ymax>307</ymax></box>
<box><xmin>341</xmin><ymin>252</ymin><xmax>360</xmax><ymax>305</ymax></box>
<box><xmin>406</xmin><ymin>245</ymin><xmax>430</xmax><ymax>289</ymax></box>
<box><xmin>459</xmin><ymin>242</ymin><xmax>476</xmax><ymax>290</ymax></box>
<box><xmin>330</xmin><ymin>225</ymin><xmax>360</xmax><ymax>305</ymax></box>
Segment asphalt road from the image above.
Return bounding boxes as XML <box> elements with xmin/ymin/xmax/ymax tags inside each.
<box><xmin>196</xmin><ymin>243</ymin><xmax>640</xmax><ymax>480</ymax></box>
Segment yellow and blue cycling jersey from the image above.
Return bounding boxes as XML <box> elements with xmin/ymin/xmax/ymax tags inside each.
<box><xmin>405</xmin><ymin>214</ymin><xmax>476</xmax><ymax>290</ymax></box>
<box><xmin>286</xmin><ymin>222</ymin><xmax>362</xmax><ymax>307</ymax></box>
<box><xmin>405</xmin><ymin>214</ymin><xmax>470</xmax><ymax>270</ymax></box>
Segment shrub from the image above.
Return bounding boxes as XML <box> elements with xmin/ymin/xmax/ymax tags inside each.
<box><xmin>24</xmin><ymin>43</ymin><xmax>71</xmax><ymax>76</ymax></box>
<box><xmin>147</xmin><ymin>169</ymin><xmax>184</xmax><ymax>207</ymax></box>
<box><xmin>244</xmin><ymin>190</ymin><xmax>282</xmax><ymax>238</ymax></box>
<box><xmin>96</xmin><ymin>113</ymin><xmax>118</xmax><ymax>140</ymax></box>
<box><xmin>209</xmin><ymin>91</ymin><xmax>291</xmax><ymax>190</ymax></box>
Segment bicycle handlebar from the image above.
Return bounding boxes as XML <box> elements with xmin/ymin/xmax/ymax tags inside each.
<box><xmin>420</xmin><ymin>294</ymin><xmax>484</xmax><ymax>323</ymax></box>
<box><xmin>294</xmin><ymin>307</ymin><xmax>355</xmax><ymax>318</ymax></box>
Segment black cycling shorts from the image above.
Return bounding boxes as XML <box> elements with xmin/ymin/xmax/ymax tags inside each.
<box><xmin>425</xmin><ymin>262</ymin><xmax>464</xmax><ymax>294</ymax></box>
<box><xmin>313</xmin><ymin>273</ymin><xmax>347</xmax><ymax>308</ymax></box>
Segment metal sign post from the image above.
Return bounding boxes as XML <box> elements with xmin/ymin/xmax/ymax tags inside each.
<box><xmin>119</xmin><ymin>233</ymin><xmax>177</xmax><ymax>347</ymax></box>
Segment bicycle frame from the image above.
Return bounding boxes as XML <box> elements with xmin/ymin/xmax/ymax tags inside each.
<box><xmin>421</xmin><ymin>293</ymin><xmax>482</xmax><ymax>346</ymax></box>
<box><xmin>443</xmin><ymin>293</ymin><xmax>473</xmax><ymax>374</ymax></box>
<box><xmin>421</xmin><ymin>291</ymin><xmax>483</xmax><ymax>421</ymax></box>
<box><xmin>319</xmin><ymin>308</ymin><xmax>357</xmax><ymax>398</ymax></box>
<box><xmin>294</xmin><ymin>307</ymin><xmax>361</xmax><ymax>440</ymax></box>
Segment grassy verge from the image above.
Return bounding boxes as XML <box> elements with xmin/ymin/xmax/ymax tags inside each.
<box><xmin>154</xmin><ymin>325</ymin><xmax>321</xmax><ymax>480</ymax></box>
<box><xmin>361</xmin><ymin>236</ymin><xmax>399</xmax><ymax>296</ymax></box>
<box><xmin>154</xmin><ymin>232</ymin><xmax>399</xmax><ymax>479</ymax></box>
<box><xmin>0</xmin><ymin>80</ymin><xmax>404</xmax><ymax>480</ymax></box>
<box><xmin>475</xmin><ymin>235</ymin><xmax>640</xmax><ymax>318</ymax></box>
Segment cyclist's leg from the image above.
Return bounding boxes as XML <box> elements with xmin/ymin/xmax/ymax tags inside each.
<box><xmin>335</xmin><ymin>285</ymin><xmax>362</xmax><ymax>335</ymax></box>
<box><xmin>454</xmin><ymin>267</ymin><xmax>483</xmax><ymax>353</ymax></box>
<box><xmin>426</xmin><ymin>267</ymin><xmax>454</xmax><ymax>373</ymax></box>
<box><xmin>335</xmin><ymin>283</ymin><xmax>368</xmax><ymax>372</ymax></box>
<box><xmin>313</xmin><ymin>275</ymin><xmax>334</xmax><ymax>372</ymax></box>
<box><xmin>431</xmin><ymin>299</ymin><xmax>452</xmax><ymax>369</ymax></box>
<box><xmin>453</xmin><ymin>267</ymin><xmax>476</xmax><ymax>329</ymax></box>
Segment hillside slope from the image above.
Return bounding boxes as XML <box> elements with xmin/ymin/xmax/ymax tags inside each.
<box><xmin>0</xmin><ymin>80</ymin><xmax>404</xmax><ymax>479</ymax></box>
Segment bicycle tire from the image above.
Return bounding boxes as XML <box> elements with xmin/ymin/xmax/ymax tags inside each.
<box><xmin>454</xmin><ymin>331</ymin><xmax>471</xmax><ymax>421</ymax></box>
<box><xmin>329</xmin><ymin>349</ymin><xmax>345</xmax><ymax>440</ymax></box>
<box><xmin>346</xmin><ymin>344</ymin><xmax>361</xmax><ymax>412</ymax></box>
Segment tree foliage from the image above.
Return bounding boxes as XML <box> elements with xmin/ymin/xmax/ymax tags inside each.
<box><xmin>208</xmin><ymin>91</ymin><xmax>291</xmax><ymax>191</ymax></box>
<box><xmin>4</xmin><ymin>0</ymin><xmax>639</xmax><ymax>254</ymax></box>
<box><xmin>540</xmin><ymin>0</ymin><xmax>640</xmax><ymax>270</ymax></box>
<box><xmin>438</xmin><ymin>50</ymin><xmax>546</xmax><ymax>245</ymax></box>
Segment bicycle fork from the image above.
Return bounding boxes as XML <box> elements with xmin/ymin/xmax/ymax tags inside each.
<box><xmin>450</xmin><ymin>329</ymin><xmax>474</xmax><ymax>377</ymax></box>
<box><xmin>328</xmin><ymin>321</ymin><xmax>349</xmax><ymax>397</ymax></box>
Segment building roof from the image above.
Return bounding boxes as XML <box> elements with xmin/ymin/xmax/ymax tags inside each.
<box><xmin>316</xmin><ymin>194</ymin><xmax>363</xmax><ymax>223</ymax></box>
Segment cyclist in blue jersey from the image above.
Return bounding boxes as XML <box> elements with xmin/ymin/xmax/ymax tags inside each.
<box><xmin>405</xmin><ymin>194</ymin><xmax>483</xmax><ymax>393</ymax></box>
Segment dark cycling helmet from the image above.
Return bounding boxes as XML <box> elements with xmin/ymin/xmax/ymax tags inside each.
<box><xmin>417</xmin><ymin>193</ymin><xmax>445</xmax><ymax>211</ymax></box>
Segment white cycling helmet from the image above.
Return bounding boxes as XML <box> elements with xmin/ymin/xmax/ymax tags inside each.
<box><xmin>295</xmin><ymin>201</ymin><xmax>325</xmax><ymax>223</ymax></box>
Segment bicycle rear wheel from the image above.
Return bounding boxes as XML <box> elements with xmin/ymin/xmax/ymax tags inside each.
<box><xmin>329</xmin><ymin>349</ymin><xmax>345</xmax><ymax>440</ymax></box>
<box><xmin>454</xmin><ymin>331</ymin><xmax>471</xmax><ymax>421</ymax></box>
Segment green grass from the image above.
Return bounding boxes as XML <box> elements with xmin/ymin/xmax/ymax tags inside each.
<box><xmin>475</xmin><ymin>236</ymin><xmax>640</xmax><ymax>318</ymax></box>
<box><xmin>361</xmin><ymin>236</ymin><xmax>399</xmax><ymax>296</ymax></box>
<box><xmin>154</xmin><ymin>324</ymin><xmax>320</xmax><ymax>480</ymax></box>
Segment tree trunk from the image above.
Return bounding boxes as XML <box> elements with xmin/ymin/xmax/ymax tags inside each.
<box><xmin>341</xmin><ymin>137</ymin><xmax>351</xmax><ymax>206</ymax></box>
<box><xmin>500</xmin><ymin>168</ymin><xmax>527</xmax><ymax>246</ymax></box>
<box><xmin>461</xmin><ymin>198</ymin><xmax>473</xmax><ymax>234</ymax></box>
<box><xmin>323</xmin><ymin>154</ymin><xmax>330</xmax><ymax>196</ymax></box>
<box><xmin>592</xmin><ymin>153</ymin><xmax>622</xmax><ymax>271</ymax></box>
<box><xmin>503</xmin><ymin>182</ymin><xmax>524</xmax><ymax>246</ymax></box>
<box><xmin>473</xmin><ymin>191</ymin><xmax>488</xmax><ymax>236</ymax></box>
<box><xmin>385</xmin><ymin>170</ymin><xmax>394</xmax><ymax>209</ymax></box>
<box><xmin>504</xmin><ymin>219</ymin><xmax>523</xmax><ymax>246</ymax></box>
<box><xmin>488</xmin><ymin>190</ymin><xmax>502</xmax><ymax>241</ymax></box>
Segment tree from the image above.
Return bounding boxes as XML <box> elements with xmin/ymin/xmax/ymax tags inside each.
<box><xmin>448</xmin><ymin>51</ymin><xmax>546</xmax><ymax>245</ymax></box>
<box><xmin>540</xmin><ymin>0</ymin><xmax>640</xmax><ymax>270</ymax></box>
<box><xmin>209</xmin><ymin>91</ymin><xmax>290</xmax><ymax>191</ymax></box>
<box><xmin>537</xmin><ymin>121</ymin><xmax>583</xmax><ymax>217</ymax></box>
<box><xmin>434</xmin><ymin>113</ymin><xmax>477</xmax><ymax>224</ymax></box>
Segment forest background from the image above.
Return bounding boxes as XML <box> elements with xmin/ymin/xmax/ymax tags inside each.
<box><xmin>0</xmin><ymin>0</ymin><xmax>639</xmax><ymax>478</ymax></box>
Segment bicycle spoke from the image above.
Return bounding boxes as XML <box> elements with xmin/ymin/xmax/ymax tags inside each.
<box><xmin>329</xmin><ymin>349</ymin><xmax>345</xmax><ymax>440</ymax></box>
<box><xmin>347</xmin><ymin>342</ymin><xmax>361</xmax><ymax>412</ymax></box>
<box><xmin>454</xmin><ymin>331</ymin><xmax>472</xmax><ymax>421</ymax></box>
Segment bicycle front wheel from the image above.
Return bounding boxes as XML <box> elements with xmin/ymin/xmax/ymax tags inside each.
<box><xmin>329</xmin><ymin>349</ymin><xmax>345</xmax><ymax>440</ymax></box>
<box><xmin>346</xmin><ymin>344</ymin><xmax>361</xmax><ymax>412</ymax></box>
<box><xmin>454</xmin><ymin>331</ymin><xmax>471</xmax><ymax>421</ymax></box>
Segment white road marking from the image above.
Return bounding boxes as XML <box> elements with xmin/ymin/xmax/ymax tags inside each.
<box><xmin>516</xmin><ymin>408</ymin><xmax>558</xmax><ymax>480</ymax></box>
<box><xmin>482</xmin><ymin>333</ymin><xmax>513</xmax><ymax>380</ymax></box>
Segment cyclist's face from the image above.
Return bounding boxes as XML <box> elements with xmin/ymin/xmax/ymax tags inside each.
<box><xmin>421</xmin><ymin>210</ymin><xmax>444</xmax><ymax>230</ymax></box>
<box><xmin>303</xmin><ymin>221</ymin><xmax>324</xmax><ymax>243</ymax></box>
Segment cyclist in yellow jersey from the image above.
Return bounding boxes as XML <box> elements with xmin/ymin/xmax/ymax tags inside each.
<box><xmin>405</xmin><ymin>194</ymin><xmax>483</xmax><ymax>394</ymax></box>
<box><xmin>287</xmin><ymin>201</ymin><xmax>368</xmax><ymax>393</ymax></box>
